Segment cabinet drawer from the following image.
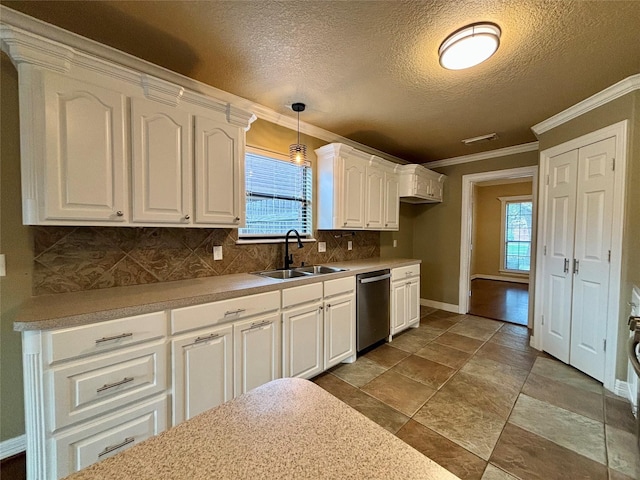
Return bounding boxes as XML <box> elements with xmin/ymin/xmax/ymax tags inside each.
<box><xmin>171</xmin><ymin>291</ymin><xmax>280</xmax><ymax>335</ymax></box>
<box><xmin>54</xmin><ymin>395</ymin><xmax>167</xmax><ymax>479</ymax></box>
<box><xmin>282</xmin><ymin>282</ymin><xmax>323</xmax><ymax>309</ymax></box>
<box><xmin>391</xmin><ymin>264</ymin><xmax>420</xmax><ymax>281</ymax></box>
<box><xmin>50</xmin><ymin>341</ymin><xmax>167</xmax><ymax>430</ymax></box>
<box><xmin>44</xmin><ymin>311</ymin><xmax>166</xmax><ymax>365</ymax></box>
<box><xmin>324</xmin><ymin>276</ymin><xmax>355</xmax><ymax>298</ymax></box>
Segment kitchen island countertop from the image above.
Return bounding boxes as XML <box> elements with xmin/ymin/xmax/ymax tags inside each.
<box><xmin>15</xmin><ymin>257</ymin><xmax>420</xmax><ymax>331</ymax></box>
<box><xmin>63</xmin><ymin>377</ymin><xmax>459</xmax><ymax>480</ymax></box>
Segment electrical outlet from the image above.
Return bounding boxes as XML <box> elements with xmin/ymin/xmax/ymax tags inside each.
<box><xmin>0</xmin><ymin>254</ymin><xmax>5</xmax><ymax>277</ymax></box>
<box><xmin>318</xmin><ymin>242</ymin><xmax>326</xmax><ymax>253</ymax></box>
<box><xmin>213</xmin><ymin>246</ymin><xmax>223</xmax><ymax>261</ymax></box>
<box><xmin>347</xmin><ymin>240</ymin><xmax>353</xmax><ymax>251</ymax></box>
<box><xmin>393</xmin><ymin>240</ymin><xmax>397</xmax><ymax>248</ymax></box>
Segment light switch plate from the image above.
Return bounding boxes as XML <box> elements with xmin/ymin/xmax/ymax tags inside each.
<box><xmin>213</xmin><ymin>246</ymin><xmax>223</xmax><ymax>261</ymax></box>
<box><xmin>0</xmin><ymin>254</ymin><xmax>5</xmax><ymax>277</ymax></box>
<box><xmin>318</xmin><ymin>242</ymin><xmax>326</xmax><ymax>253</ymax></box>
<box><xmin>347</xmin><ymin>241</ymin><xmax>353</xmax><ymax>251</ymax></box>
<box><xmin>393</xmin><ymin>240</ymin><xmax>397</xmax><ymax>248</ymax></box>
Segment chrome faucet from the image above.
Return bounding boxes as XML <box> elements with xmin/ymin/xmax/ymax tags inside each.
<box><xmin>284</xmin><ymin>229</ymin><xmax>304</xmax><ymax>269</ymax></box>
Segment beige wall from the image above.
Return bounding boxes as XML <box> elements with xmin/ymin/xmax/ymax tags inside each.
<box><xmin>412</xmin><ymin>150</ymin><xmax>540</xmax><ymax>306</ymax></box>
<box><xmin>472</xmin><ymin>181</ymin><xmax>533</xmax><ymax>278</ymax></box>
<box><xmin>0</xmin><ymin>54</ymin><xmax>30</xmax><ymax>441</ymax></box>
<box><xmin>380</xmin><ymin>203</ymin><xmax>415</xmax><ymax>259</ymax></box>
<box><xmin>536</xmin><ymin>91</ymin><xmax>639</xmax><ymax>381</ymax></box>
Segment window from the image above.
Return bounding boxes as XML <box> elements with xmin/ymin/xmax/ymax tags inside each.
<box><xmin>239</xmin><ymin>148</ymin><xmax>312</xmax><ymax>238</ymax></box>
<box><xmin>499</xmin><ymin>196</ymin><xmax>532</xmax><ymax>273</ymax></box>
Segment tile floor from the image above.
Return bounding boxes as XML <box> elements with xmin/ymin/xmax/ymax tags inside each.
<box><xmin>313</xmin><ymin>308</ymin><xmax>639</xmax><ymax>480</ymax></box>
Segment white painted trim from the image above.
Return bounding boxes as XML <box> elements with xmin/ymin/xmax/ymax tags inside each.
<box><xmin>426</xmin><ymin>142</ymin><xmax>539</xmax><ymax>169</ymax></box>
<box><xmin>459</xmin><ymin>166</ymin><xmax>538</xmax><ymax>326</ymax></box>
<box><xmin>532</xmin><ymin>74</ymin><xmax>640</xmax><ymax>135</ymax></box>
<box><xmin>0</xmin><ymin>6</ymin><xmax>410</xmax><ymax>167</ymax></box>
<box><xmin>534</xmin><ymin>120</ymin><xmax>628</xmax><ymax>392</ymax></box>
<box><xmin>0</xmin><ymin>434</ymin><xmax>26</xmax><ymax>460</ymax></box>
<box><xmin>420</xmin><ymin>298</ymin><xmax>459</xmax><ymax>314</ymax></box>
<box><xmin>470</xmin><ymin>274</ymin><xmax>529</xmax><ymax>284</ymax></box>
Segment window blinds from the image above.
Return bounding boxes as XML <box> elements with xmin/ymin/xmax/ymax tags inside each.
<box><xmin>240</xmin><ymin>151</ymin><xmax>312</xmax><ymax>237</ymax></box>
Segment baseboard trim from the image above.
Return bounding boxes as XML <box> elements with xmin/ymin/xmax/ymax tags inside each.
<box><xmin>0</xmin><ymin>434</ymin><xmax>26</xmax><ymax>460</ymax></box>
<box><xmin>471</xmin><ymin>274</ymin><xmax>529</xmax><ymax>284</ymax></box>
<box><xmin>420</xmin><ymin>298</ymin><xmax>460</xmax><ymax>314</ymax></box>
<box><xmin>614</xmin><ymin>379</ymin><xmax>638</xmax><ymax>415</ymax></box>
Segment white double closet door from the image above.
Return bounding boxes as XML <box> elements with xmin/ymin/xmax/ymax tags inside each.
<box><xmin>542</xmin><ymin>136</ymin><xmax>616</xmax><ymax>382</ymax></box>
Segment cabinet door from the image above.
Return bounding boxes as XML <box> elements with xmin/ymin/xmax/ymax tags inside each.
<box><xmin>172</xmin><ymin>324</ymin><xmax>233</xmax><ymax>426</ymax></box>
<box><xmin>282</xmin><ymin>304</ymin><xmax>323</xmax><ymax>379</ymax></box>
<box><xmin>194</xmin><ymin>116</ymin><xmax>242</xmax><ymax>226</ymax></box>
<box><xmin>407</xmin><ymin>278</ymin><xmax>420</xmax><ymax>326</ymax></box>
<box><xmin>131</xmin><ymin>98</ymin><xmax>192</xmax><ymax>224</ymax></box>
<box><xmin>384</xmin><ymin>172</ymin><xmax>400</xmax><ymax>230</ymax></box>
<box><xmin>324</xmin><ymin>294</ymin><xmax>356</xmax><ymax>369</ymax></box>
<box><xmin>234</xmin><ymin>313</ymin><xmax>281</xmax><ymax>395</ymax></box>
<box><xmin>42</xmin><ymin>72</ymin><xmax>127</xmax><ymax>222</ymax></box>
<box><xmin>341</xmin><ymin>156</ymin><xmax>365</xmax><ymax>228</ymax></box>
<box><xmin>391</xmin><ymin>281</ymin><xmax>408</xmax><ymax>335</ymax></box>
<box><xmin>365</xmin><ymin>166</ymin><xmax>384</xmax><ymax>229</ymax></box>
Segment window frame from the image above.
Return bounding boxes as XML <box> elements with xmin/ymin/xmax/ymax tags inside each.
<box><xmin>499</xmin><ymin>195</ymin><xmax>532</xmax><ymax>275</ymax></box>
<box><xmin>238</xmin><ymin>146</ymin><xmax>313</xmax><ymax>242</ymax></box>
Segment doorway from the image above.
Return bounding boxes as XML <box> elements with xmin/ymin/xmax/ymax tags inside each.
<box><xmin>458</xmin><ymin>166</ymin><xmax>538</xmax><ymax>327</ymax></box>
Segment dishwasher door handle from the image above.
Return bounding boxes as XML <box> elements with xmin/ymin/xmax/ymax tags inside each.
<box><xmin>359</xmin><ymin>273</ymin><xmax>392</xmax><ymax>284</ymax></box>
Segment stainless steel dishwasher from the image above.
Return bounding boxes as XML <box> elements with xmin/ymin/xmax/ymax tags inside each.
<box><xmin>356</xmin><ymin>269</ymin><xmax>391</xmax><ymax>352</ymax></box>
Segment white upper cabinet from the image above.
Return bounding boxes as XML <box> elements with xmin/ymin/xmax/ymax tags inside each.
<box><xmin>316</xmin><ymin>143</ymin><xmax>400</xmax><ymax>231</ymax></box>
<box><xmin>398</xmin><ymin>164</ymin><xmax>446</xmax><ymax>204</ymax></box>
<box><xmin>38</xmin><ymin>70</ymin><xmax>128</xmax><ymax>223</ymax></box>
<box><xmin>2</xmin><ymin>25</ymin><xmax>254</xmax><ymax>227</ymax></box>
<box><xmin>194</xmin><ymin>116</ymin><xmax>243</xmax><ymax>226</ymax></box>
<box><xmin>131</xmin><ymin>98</ymin><xmax>192</xmax><ymax>224</ymax></box>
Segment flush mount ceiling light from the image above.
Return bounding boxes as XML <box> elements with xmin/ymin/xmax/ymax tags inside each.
<box><xmin>289</xmin><ymin>102</ymin><xmax>307</xmax><ymax>163</ymax></box>
<box><xmin>439</xmin><ymin>22</ymin><xmax>501</xmax><ymax>70</ymax></box>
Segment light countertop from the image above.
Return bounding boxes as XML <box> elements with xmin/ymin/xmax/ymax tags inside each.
<box><xmin>63</xmin><ymin>378</ymin><xmax>459</xmax><ymax>480</ymax></box>
<box><xmin>15</xmin><ymin>257</ymin><xmax>420</xmax><ymax>331</ymax></box>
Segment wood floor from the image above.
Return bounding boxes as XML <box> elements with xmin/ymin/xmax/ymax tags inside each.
<box><xmin>0</xmin><ymin>453</ymin><xmax>26</xmax><ymax>480</ymax></box>
<box><xmin>468</xmin><ymin>278</ymin><xmax>528</xmax><ymax>326</ymax></box>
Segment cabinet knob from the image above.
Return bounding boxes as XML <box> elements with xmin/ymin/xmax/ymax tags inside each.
<box><xmin>116</xmin><ymin>211</ymin><xmax>124</xmax><ymax>217</ymax></box>
<box><xmin>366</xmin><ymin>223</ymin><xmax>370</xmax><ymax>226</ymax></box>
<box><xmin>184</xmin><ymin>214</ymin><xmax>190</xmax><ymax>220</ymax></box>
<box><xmin>343</xmin><ymin>222</ymin><xmax>347</xmax><ymax>226</ymax></box>
<box><xmin>319</xmin><ymin>306</ymin><xmax>324</xmax><ymax>311</ymax></box>
<box><xmin>234</xmin><ymin>217</ymin><xmax>240</xmax><ymax>222</ymax></box>
<box><xmin>385</xmin><ymin>223</ymin><xmax>388</xmax><ymax>227</ymax></box>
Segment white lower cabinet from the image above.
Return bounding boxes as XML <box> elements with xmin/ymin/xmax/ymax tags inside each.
<box><xmin>53</xmin><ymin>396</ymin><xmax>166</xmax><ymax>479</ymax></box>
<box><xmin>171</xmin><ymin>323</ymin><xmax>233</xmax><ymax>425</ymax></box>
<box><xmin>233</xmin><ymin>313</ymin><xmax>282</xmax><ymax>395</ymax></box>
<box><xmin>323</xmin><ymin>277</ymin><xmax>356</xmax><ymax>369</ymax></box>
<box><xmin>282</xmin><ymin>302</ymin><xmax>324</xmax><ymax>378</ymax></box>
<box><xmin>390</xmin><ymin>265</ymin><xmax>421</xmax><ymax>337</ymax></box>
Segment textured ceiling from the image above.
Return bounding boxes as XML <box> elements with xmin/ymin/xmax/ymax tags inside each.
<box><xmin>3</xmin><ymin>1</ymin><xmax>639</xmax><ymax>162</ymax></box>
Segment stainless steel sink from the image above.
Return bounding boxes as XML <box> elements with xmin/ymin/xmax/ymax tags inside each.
<box><xmin>293</xmin><ymin>265</ymin><xmax>346</xmax><ymax>275</ymax></box>
<box><xmin>257</xmin><ymin>269</ymin><xmax>311</xmax><ymax>280</ymax></box>
<box><xmin>255</xmin><ymin>265</ymin><xmax>346</xmax><ymax>280</ymax></box>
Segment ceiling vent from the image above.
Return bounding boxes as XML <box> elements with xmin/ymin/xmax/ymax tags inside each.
<box><xmin>462</xmin><ymin>133</ymin><xmax>498</xmax><ymax>145</ymax></box>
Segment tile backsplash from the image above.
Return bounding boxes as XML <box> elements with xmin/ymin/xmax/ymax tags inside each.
<box><xmin>32</xmin><ymin>227</ymin><xmax>380</xmax><ymax>295</ymax></box>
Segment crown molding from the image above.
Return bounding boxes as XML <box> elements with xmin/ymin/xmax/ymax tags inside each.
<box><xmin>532</xmin><ymin>74</ymin><xmax>640</xmax><ymax>135</ymax></box>
<box><xmin>425</xmin><ymin>142</ymin><xmax>539</xmax><ymax>169</ymax></box>
<box><xmin>0</xmin><ymin>5</ymin><xmax>409</xmax><ymax>165</ymax></box>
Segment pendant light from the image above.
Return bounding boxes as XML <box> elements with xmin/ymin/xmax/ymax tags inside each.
<box><xmin>439</xmin><ymin>23</ymin><xmax>501</xmax><ymax>70</ymax></box>
<box><xmin>289</xmin><ymin>102</ymin><xmax>307</xmax><ymax>163</ymax></box>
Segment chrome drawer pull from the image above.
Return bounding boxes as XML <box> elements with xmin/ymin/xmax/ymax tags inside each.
<box><xmin>249</xmin><ymin>320</ymin><xmax>271</xmax><ymax>330</ymax></box>
<box><xmin>95</xmin><ymin>333</ymin><xmax>133</xmax><ymax>344</ymax></box>
<box><xmin>224</xmin><ymin>308</ymin><xmax>246</xmax><ymax>316</ymax></box>
<box><xmin>97</xmin><ymin>377</ymin><xmax>134</xmax><ymax>393</ymax></box>
<box><xmin>98</xmin><ymin>437</ymin><xmax>135</xmax><ymax>458</ymax></box>
<box><xmin>194</xmin><ymin>333</ymin><xmax>220</xmax><ymax>343</ymax></box>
